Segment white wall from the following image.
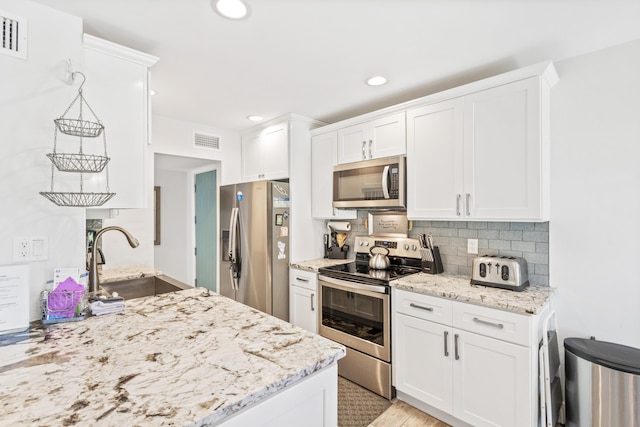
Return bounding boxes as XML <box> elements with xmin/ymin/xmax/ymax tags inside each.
<box><xmin>551</xmin><ymin>39</ymin><xmax>640</xmax><ymax>348</ymax></box>
<box><xmin>153</xmin><ymin>168</ymin><xmax>190</xmax><ymax>283</ymax></box>
<box><xmin>152</xmin><ymin>114</ymin><xmax>241</xmax><ymax>185</ymax></box>
<box><xmin>0</xmin><ymin>0</ymin><xmax>86</xmax><ymax>321</ymax></box>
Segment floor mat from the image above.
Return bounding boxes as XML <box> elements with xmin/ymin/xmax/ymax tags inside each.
<box><xmin>338</xmin><ymin>376</ymin><xmax>392</xmax><ymax>427</ymax></box>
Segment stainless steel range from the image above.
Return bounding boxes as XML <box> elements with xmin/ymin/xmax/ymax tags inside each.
<box><xmin>318</xmin><ymin>235</ymin><xmax>422</xmax><ymax>399</ymax></box>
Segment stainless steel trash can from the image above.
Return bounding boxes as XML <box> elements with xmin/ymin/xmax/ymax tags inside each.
<box><xmin>565</xmin><ymin>338</ymin><xmax>640</xmax><ymax>427</ymax></box>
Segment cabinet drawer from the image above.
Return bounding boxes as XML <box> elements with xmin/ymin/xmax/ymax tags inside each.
<box><xmin>289</xmin><ymin>268</ymin><xmax>318</xmax><ymax>292</ymax></box>
<box><xmin>452</xmin><ymin>302</ymin><xmax>531</xmax><ymax>347</ymax></box>
<box><xmin>393</xmin><ymin>289</ymin><xmax>452</xmax><ymax>325</ymax></box>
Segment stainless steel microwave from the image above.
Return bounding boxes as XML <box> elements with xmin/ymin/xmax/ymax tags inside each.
<box><xmin>333</xmin><ymin>156</ymin><xmax>406</xmax><ymax>209</ymax></box>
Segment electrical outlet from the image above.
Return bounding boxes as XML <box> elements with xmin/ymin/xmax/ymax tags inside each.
<box><xmin>13</xmin><ymin>237</ymin><xmax>31</xmax><ymax>261</ymax></box>
<box><xmin>467</xmin><ymin>238</ymin><xmax>479</xmax><ymax>255</ymax></box>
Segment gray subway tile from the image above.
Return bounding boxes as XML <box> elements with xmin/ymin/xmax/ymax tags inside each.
<box><xmin>523</xmin><ymin>252</ymin><xmax>549</xmax><ymax>264</ymax></box>
<box><xmin>510</xmin><ymin>222</ymin><xmax>535</xmax><ymax>231</ymax></box>
<box><xmin>489</xmin><ymin>240</ymin><xmax>511</xmax><ymax>250</ymax></box>
<box><xmin>522</xmin><ymin>231</ymin><xmax>549</xmax><ymax>243</ymax></box>
<box><xmin>467</xmin><ymin>221</ymin><xmax>488</xmax><ymax>230</ymax></box>
<box><xmin>458</xmin><ymin>228</ymin><xmax>478</xmax><ymax>238</ymax></box>
<box><xmin>535</xmin><ymin>264</ymin><xmax>549</xmax><ymax>275</ymax></box>
<box><xmin>536</xmin><ymin>242</ymin><xmax>549</xmax><ymax>254</ymax></box>
<box><xmin>511</xmin><ymin>241</ymin><xmax>536</xmax><ymax>252</ymax></box>
<box><xmin>535</xmin><ymin>222</ymin><xmax>549</xmax><ymax>231</ymax></box>
<box><xmin>488</xmin><ymin>222</ymin><xmax>511</xmax><ymax>230</ymax></box>
<box><xmin>499</xmin><ymin>250</ymin><xmax>523</xmax><ymax>258</ymax></box>
<box><xmin>500</xmin><ymin>230</ymin><xmax>523</xmax><ymax>241</ymax></box>
<box><xmin>478</xmin><ymin>229</ymin><xmax>500</xmax><ymax>239</ymax></box>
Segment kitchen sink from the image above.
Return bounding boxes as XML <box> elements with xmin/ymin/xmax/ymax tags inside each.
<box><xmin>99</xmin><ymin>274</ymin><xmax>192</xmax><ymax>300</ymax></box>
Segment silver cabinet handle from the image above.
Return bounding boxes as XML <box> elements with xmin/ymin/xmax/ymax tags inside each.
<box><xmin>410</xmin><ymin>303</ymin><xmax>434</xmax><ymax>312</ymax></box>
<box><xmin>368</xmin><ymin>140</ymin><xmax>372</xmax><ymax>158</ymax></box>
<box><xmin>444</xmin><ymin>330</ymin><xmax>449</xmax><ymax>357</ymax></box>
<box><xmin>454</xmin><ymin>333</ymin><xmax>460</xmax><ymax>360</ymax></box>
<box><xmin>456</xmin><ymin>194</ymin><xmax>461</xmax><ymax>216</ymax></box>
<box><xmin>311</xmin><ymin>293</ymin><xmax>315</xmax><ymax>311</ymax></box>
<box><xmin>473</xmin><ymin>317</ymin><xmax>504</xmax><ymax>329</ymax></box>
<box><xmin>362</xmin><ymin>141</ymin><xmax>366</xmax><ymax>159</ymax></box>
<box><xmin>465</xmin><ymin>193</ymin><xmax>471</xmax><ymax>216</ymax></box>
<box><xmin>295</xmin><ymin>277</ymin><xmax>309</xmax><ymax>283</ymax></box>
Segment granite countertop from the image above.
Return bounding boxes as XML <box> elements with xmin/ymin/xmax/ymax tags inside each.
<box><xmin>0</xmin><ymin>288</ymin><xmax>345</xmax><ymax>426</ymax></box>
<box><xmin>290</xmin><ymin>258</ymin><xmax>353</xmax><ymax>272</ymax></box>
<box><xmin>98</xmin><ymin>264</ymin><xmax>162</xmax><ymax>284</ymax></box>
<box><xmin>391</xmin><ymin>273</ymin><xmax>555</xmax><ymax>315</ymax></box>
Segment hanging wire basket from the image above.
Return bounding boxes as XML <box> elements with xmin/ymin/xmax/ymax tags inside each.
<box><xmin>40</xmin><ymin>71</ymin><xmax>116</xmax><ymax>207</ymax></box>
<box><xmin>54</xmin><ymin>118</ymin><xmax>104</xmax><ymax>138</ymax></box>
<box><xmin>46</xmin><ymin>153</ymin><xmax>110</xmax><ymax>173</ymax></box>
<box><xmin>39</xmin><ymin>191</ymin><xmax>115</xmax><ymax>207</ymax></box>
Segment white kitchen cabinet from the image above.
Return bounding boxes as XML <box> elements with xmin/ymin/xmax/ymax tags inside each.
<box><xmin>337</xmin><ymin>112</ymin><xmax>406</xmax><ymax>164</ymax></box>
<box><xmin>289</xmin><ymin>268</ymin><xmax>318</xmax><ymax>333</ymax></box>
<box><xmin>407</xmin><ymin>76</ymin><xmax>552</xmax><ymax>221</ymax></box>
<box><xmin>311</xmin><ymin>131</ymin><xmax>357</xmax><ymax>219</ymax></box>
<box><xmin>83</xmin><ymin>35</ymin><xmax>158</xmax><ymax>209</ymax></box>
<box><xmin>241</xmin><ymin>121</ymin><xmax>288</xmax><ymax>182</ymax></box>
<box><xmin>393</xmin><ymin>288</ymin><xmax>542</xmax><ymax>427</ymax></box>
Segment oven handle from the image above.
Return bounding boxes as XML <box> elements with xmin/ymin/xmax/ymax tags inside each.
<box><xmin>318</xmin><ymin>275</ymin><xmax>388</xmax><ymax>294</ymax></box>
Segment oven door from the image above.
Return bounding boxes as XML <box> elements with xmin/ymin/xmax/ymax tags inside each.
<box><xmin>318</xmin><ymin>275</ymin><xmax>390</xmax><ymax>362</ymax></box>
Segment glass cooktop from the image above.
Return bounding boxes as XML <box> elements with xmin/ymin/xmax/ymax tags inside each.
<box><xmin>319</xmin><ymin>261</ymin><xmax>421</xmax><ymax>285</ymax></box>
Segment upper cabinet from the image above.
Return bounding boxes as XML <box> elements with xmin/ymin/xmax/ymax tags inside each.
<box><xmin>337</xmin><ymin>112</ymin><xmax>406</xmax><ymax>164</ymax></box>
<box><xmin>83</xmin><ymin>34</ymin><xmax>158</xmax><ymax>209</ymax></box>
<box><xmin>407</xmin><ymin>64</ymin><xmax>557</xmax><ymax>221</ymax></box>
<box><xmin>311</xmin><ymin>131</ymin><xmax>357</xmax><ymax>219</ymax></box>
<box><xmin>241</xmin><ymin>121</ymin><xmax>289</xmax><ymax>182</ymax></box>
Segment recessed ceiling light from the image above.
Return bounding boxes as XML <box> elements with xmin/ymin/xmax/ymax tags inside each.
<box><xmin>212</xmin><ymin>0</ymin><xmax>250</xmax><ymax>20</ymax></box>
<box><xmin>366</xmin><ymin>76</ymin><xmax>388</xmax><ymax>86</ymax></box>
<box><xmin>247</xmin><ymin>115</ymin><xmax>263</xmax><ymax>122</ymax></box>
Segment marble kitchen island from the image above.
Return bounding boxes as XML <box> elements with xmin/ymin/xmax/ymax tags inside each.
<box><xmin>0</xmin><ymin>288</ymin><xmax>345</xmax><ymax>426</ymax></box>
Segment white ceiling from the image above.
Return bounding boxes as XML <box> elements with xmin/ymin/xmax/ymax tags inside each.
<box><xmin>34</xmin><ymin>0</ymin><xmax>640</xmax><ymax>132</ymax></box>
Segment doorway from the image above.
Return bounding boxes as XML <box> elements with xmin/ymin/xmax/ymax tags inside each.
<box><xmin>154</xmin><ymin>154</ymin><xmax>218</xmax><ymax>287</ymax></box>
<box><xmin>195</xmin><ymin>169</ymin><xmax>217</xmax><ymax>290</ymax></box>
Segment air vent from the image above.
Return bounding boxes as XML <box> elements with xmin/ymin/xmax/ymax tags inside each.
<box><xmin>1</xmin><ymin>12</ymin><xmax>27</xmax><ymax>59</ymax></box>
<box><xmin>194</xmin><ymin>132</ymin><xmax>220</xmax><ymax>150</ymax></box>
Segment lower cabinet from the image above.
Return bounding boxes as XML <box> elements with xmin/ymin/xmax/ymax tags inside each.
<box><xmin>393</xmin><ymin>288</ymin><xmax>541</xmax><ymax>427</ymax></box>
<box><xmin>289</xmin><ymin>268</ymin><xmax>318</xmax><ymax>333</ymax></box>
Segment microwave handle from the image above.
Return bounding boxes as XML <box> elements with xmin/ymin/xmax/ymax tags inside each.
<box><xmin>382</xmin><ymin>165</ymin><xmax>390</xmax><ymax>199</ymax></box>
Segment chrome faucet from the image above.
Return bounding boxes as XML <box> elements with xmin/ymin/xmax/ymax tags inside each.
<box><xmin>88</xmin><ymin>226</ymin><xmax>139</xmax><ymax>295</ymax></box>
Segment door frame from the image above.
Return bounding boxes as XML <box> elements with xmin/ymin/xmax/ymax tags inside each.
<box><xmin>188</xmin><ymin>165</ymin><xmax>219</xmax><ymax>287</ymax></box>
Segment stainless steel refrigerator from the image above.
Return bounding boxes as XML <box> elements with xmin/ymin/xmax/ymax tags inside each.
<box><xmin>219</xmin><ymin>181</ymin><xmax>290</xmax><ymax>321</ymax></box>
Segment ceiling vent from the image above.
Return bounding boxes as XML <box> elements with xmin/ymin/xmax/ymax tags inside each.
<box><xmin>1</xmin><ymin>11</ymin><xmax>27</xmax><ymax>59</ymax></box>
<box><xmin>194</xmin><ymin>132</ymin><xmax>220</xmax><ymax>150</ymax></box>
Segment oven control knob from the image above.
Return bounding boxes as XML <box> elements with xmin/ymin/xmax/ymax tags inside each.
<box><xmin>403</xmin><ymin>244</ymin><xmax>409</xmax><ymax>250</ymax></box>
<box><xmin>364</xmin><ymin>241</ymin><xmax>369</xmax><ymax>246</ymax></box>
<box><xmin>358</xmin><ymin>241</ymin><xmax>364</xmax><ymax>246</ymax></box>
<box><xmin>411</xmin><ymin>244</ymin><xmax>417</xmax><ymax>251</ymax></box>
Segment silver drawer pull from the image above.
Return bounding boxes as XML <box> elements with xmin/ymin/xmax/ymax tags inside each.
<box><xmin>444</xmin><ymin>330</ymin><xmax>449</xmax><ymax>357</ymax></box>
<box><xmin>296</xmin><ymin>277</ymin><xmax>310</xmax><ymax>283</ymax></box>
<box><xmin>311</xmin><ymin>293</ymin><xmax>315</xmax><ymax>311</ymax></box>
<box><xmin>473</xmin><ymin>317</ymin><xmax>504</xmax><ymax>329</ymax></box>
<box><xmin>410</xmin><ymin>303</ymin><xmax>434</xmax><ymax>312</ymax></box>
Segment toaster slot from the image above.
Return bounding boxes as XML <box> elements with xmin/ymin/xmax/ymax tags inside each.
<box><xmin>501</xmin><ymin>265</ymin><xmax>509</xmax><ymax>281</ymax></box>
<box><xmin>479</xmin><ymin>262</ymin><xmax>487</xmax><ymax>278</ymax></box>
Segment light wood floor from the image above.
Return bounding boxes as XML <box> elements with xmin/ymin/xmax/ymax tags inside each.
<box><xmin>369</xmin><ymin>400</ymin><xmax>450</xmax><ymax>427</ymax></box>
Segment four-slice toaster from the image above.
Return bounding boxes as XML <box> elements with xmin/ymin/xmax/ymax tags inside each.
<box><xmin>471</xmin><ymin>255</ymin><xmax>529</xmax><ymax>291</ymax></box>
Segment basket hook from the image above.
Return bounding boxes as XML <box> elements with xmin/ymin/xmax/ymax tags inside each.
<box><xmin>71</xmin><ymin>71</ymin><xmax>87</xmax><ymax>91</ymax></box>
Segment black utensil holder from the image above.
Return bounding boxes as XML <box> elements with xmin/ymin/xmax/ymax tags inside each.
<box><xmin>326</xmin><ymin>244</ymin><xmax>348</xmax><ymax>259</ymax></box>
<box><xmin>422</xmin><ymin>246</ymin><xmax>444</xmax><ymax>274</ymax></box>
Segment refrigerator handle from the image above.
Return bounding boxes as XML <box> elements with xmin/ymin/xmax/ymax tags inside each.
<box><xmin>228</xmin><ymin>207</ymin><xmax>240</xmax><ymax>290</ymax></box>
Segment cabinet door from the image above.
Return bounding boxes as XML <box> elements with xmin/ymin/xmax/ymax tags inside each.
<box><xmin>241</xmin><ymin>131</ymin><xmax>263</xmax><ymax>181</ymax></box>
<box><xmin>311</xmin><ymin>132</ymin><xmax>357</xmax><ymax>219</ymax></box>
<box><xmin>394</xmin><ymin>313</ymin><xmax>453</xmax><ymax>412</ymax></box>
<box><xmin>369</xmin><ymin>112</ymin><xmax>406</xmax><ymax>159</ymax></box>
<box><xmin>262</xmin><ymin>123</ymin><xmax>289</xmax><ymax>180</ymax></box>
<box><xmin>407</xmin><ymin>98</ymin><xmax>464</xmax><ymax>219</ymax></box>
<box><xmin>337</xmin><ymin>123</ymin><xmax>368</xmax><ymax>164</ymax></box>
<box><xmin>83</xmin><ymin>48</ymin><xmax>149</xmax><ymax>209</ymax></box>
<box><xmin>453</xmin><ymin>330</ymin><xmax>531</xmax><ymax>427</ymax></box>
<box><xmin>290</xmin><ymin>285</ymin><xmax>317</xmax><ymax>333</ymax></box>
<box><xmin>463</xmin><ymin>77</ymin><xmax>543</xmax><ymax>220</ymax></box>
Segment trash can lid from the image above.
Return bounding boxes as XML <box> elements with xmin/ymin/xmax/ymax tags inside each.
<box><xmin>565</xmin><ymin>338</ymin><xmax>640</xmax><ymax>375</ymax></box>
